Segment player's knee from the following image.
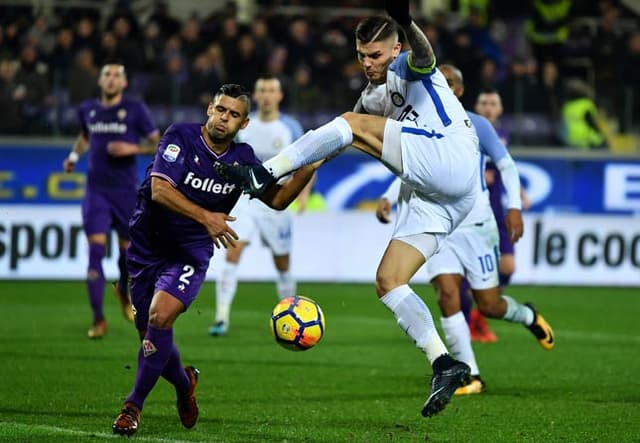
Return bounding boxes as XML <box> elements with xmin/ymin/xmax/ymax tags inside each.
<box><xmin>375</xmin><ymin>272</ymin><xmax>401</xmax><ymax>298</ymax></box>
<box><xmin>436</xmin><ymin>286</ymin><xmax>458</xmax><ymax>312</ymax></box>
<box><xmin>148</xmin><ymin>311</ymin><xmax>174</xmax><ymax>329</ymax></box>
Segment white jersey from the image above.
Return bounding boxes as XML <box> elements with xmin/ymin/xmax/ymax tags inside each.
<box><xmin>361</xmin><ymin>52</ymin><xmax>480</xmax><ymax>236</ymax></box>
<box><xmin>362</xmin><ymin>52</ymin><xmax>476</xmax><ymax>139</ymax></box>
<box><xmin>232</xmin><ymin>113</ymin><xmax>304</xmax><ymax>251</ymax></box>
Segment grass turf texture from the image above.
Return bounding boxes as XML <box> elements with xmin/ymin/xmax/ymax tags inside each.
<box><xmin>1</xmin><ymin>281</ymin><xmax>639</xmax><ymax>443</ymax></box>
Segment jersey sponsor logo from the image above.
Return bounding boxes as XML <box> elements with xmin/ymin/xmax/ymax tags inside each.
<box><xmin>162</xmin><ymin>144</ymin><xmax>181</xmax><ymax>162</ymax></box>
<box><xmin>87</xmin><ymin>121</ymin><xmax>127</xmax><ymax>134</ymax></box>
<box><xmin>184</xmin><ymin>171</ymin><xmax>236</xmax><ymax>194</ymax></box>
<box><xmin>142</xmin><ymin>339</ymin><xmax>157</xmax><ymax>357</ymax></box>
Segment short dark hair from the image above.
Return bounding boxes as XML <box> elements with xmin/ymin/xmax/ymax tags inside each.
<box><xmin>101</xmin><ymin>58</ymin><xmax>126</xmax><ymax>75</ymax></box>
<box><xmin>355</xmin><ymin>16</ymin><xmax>399</xmax><ymax>43</ymax></box>
<box><xmin>214</xmin><ymin>83</ymin><xmax>252</xmax><ymax>114</ymax></box>
<box><xmin>478</xmin><ymin>86</ymin><xmax>499</xmax><ymax>96</ymax></box>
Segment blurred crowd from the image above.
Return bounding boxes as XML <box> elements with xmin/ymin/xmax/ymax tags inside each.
<box><xmin>0</xmin><ymin>0</ymin><xmax>638</xmax><ymax>148</ymax></box>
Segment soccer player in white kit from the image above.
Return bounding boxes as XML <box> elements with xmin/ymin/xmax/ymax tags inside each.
<box><xmin>209</xmin><ymin>76</ymin><xmax>307</xmax><ymax>336</ymax></box>
<box><xmin>377</xmin><ymin>65</ymin><xmax>555</xmax><ymax>396</ymax></box>
<box><xmin>216</xmin><ymin>1</ymin><xmax>478</xmax><ymax>418</ymax></box>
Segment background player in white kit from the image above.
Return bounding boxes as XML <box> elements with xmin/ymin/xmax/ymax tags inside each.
<box><xmin>377</xmin><ymin>64</ymin><xmax>555</xmax><ymax>396</ymax></box>
<box><xmin>209</xmin><ymin>76</ymin><xmax>308</xmax><ymax>336</ymax></box>
<box><xmin>217</xmin><ymin>1</ymin><xmax>478</xmax><ymax>418</ymax></box>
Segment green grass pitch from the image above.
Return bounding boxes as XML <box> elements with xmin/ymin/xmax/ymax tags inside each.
<box><xmin>1</xmin><ymin>281</ymin><xmax>639</xmax><ymax>442</ymax></box>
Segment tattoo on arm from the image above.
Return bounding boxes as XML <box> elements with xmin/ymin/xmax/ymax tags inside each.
<box><xmin>403</xmin><ymin>22</ymin><xmax>435</xmax><ymax>69</ymax></box>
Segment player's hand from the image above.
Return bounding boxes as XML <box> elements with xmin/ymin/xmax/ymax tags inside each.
<box><xmin>63</xmin><ymin>158</ymin><xmax>76</xmax><ymax>173</ymax></box>
<box><xmin>376</xmin><ymin>197</ymin><xmax>392</xmax><ymax>224</ymax></box>
<box><xmin>385</xmin><ymin>0</ymin><xmax>412</xmax><ymax>26</ymax></box>
<box><xmin>107</xmin><ymin>141</ymin><xmax>138</xmax><ymax>157</ymax></box>
<box><xmin>505</xmin><ymin>208</ymin><xmax>523</xmax><ymax>243</ymax></box>
<box><xmin>204</xmin><ymin>212</ymin><xmax>239</xmax><ymax>249</ymax></box>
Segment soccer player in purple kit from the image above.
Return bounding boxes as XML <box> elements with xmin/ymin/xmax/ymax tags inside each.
<box><xmin>111</xmin><ymin>84</ymin><xmax>320</xmax><ymax>436</ymax></box>
<box><xmin>63</xmin><ymin>61</ymin><xmax>160</xmax><ymax>339</ymax></box>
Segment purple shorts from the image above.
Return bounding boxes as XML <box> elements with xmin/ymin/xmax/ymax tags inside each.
<box><xmin>496</xmin><ymin>216</ymin><xmax>515</xmax><ymax>255</ymax></box>
<box><xmin>128</xmin><ymin>256</ymin><xmax>208</xmax><ymax>330</ymax></box>
<box><xmin>82</xmin><ymin>187</ymin><xmax>136</xmax><ymax>239</ymax></box>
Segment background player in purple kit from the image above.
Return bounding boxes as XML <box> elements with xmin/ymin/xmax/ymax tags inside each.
<box><xmin>63</xmin><ymin>61</ymin><xmax>160</xmax><ymax>339</ymax></box>
<box><xmin>111</xmin><ymin>84</ymin><xmax>320</xmax><ymax>437</ymax></box>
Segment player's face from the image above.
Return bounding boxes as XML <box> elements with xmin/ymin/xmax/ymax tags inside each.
<box><xmin>253</xmin><ymin>79</ymin><xmax>283</xmax><ymax>113</ymax></box>
<box><xmin>439</xmin><ymin>66</ymin><xmax>464</xmax><ymax>98</ymax></box>
<box><xmin>356</xmin><ymin>36</ymin><xmax>401</xmax><ymax>85</ymax></box>
<box><xmin>475</xmin><ymin>93</ymin><xmax>503</xmax><ymax>123</ymax></box>
<box><xmin>98</xmin><ymin>64</ymin><xmax>127</xmax><ymax>99</ymax></box>
<box><xmin>205</xmin><ymin>94</ymin><xmax>249</xmax><ymax>143</ymax></box>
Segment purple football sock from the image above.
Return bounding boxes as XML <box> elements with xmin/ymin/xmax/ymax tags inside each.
<box><xmin>162</xmin><ymin>344</ymin><xmax>190</xmax><ymax>394</ymax></box>
<box><xmin>460</xmin><ymin>279</ymin><xmax>473</xmax><ymax>324</ymax></box>
<box><xmin>87</xmin><ymin>243</ymin><xmax>106</xmax><ymax>323</ymax></box>
<box><xmin>117</xmin><ymin>246</ymin><xmax>128</xmax><ymax>296</ymax></box>
<box><xmin>126</xmin><ymin>326</ymin><xmax>174</xmax><ymax>409</ymax></box>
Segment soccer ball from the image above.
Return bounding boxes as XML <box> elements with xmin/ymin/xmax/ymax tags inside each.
<box><xmin>270</xmin><ymin>295</ymin><xmax>325</xmax><ymax>351</ymax></box>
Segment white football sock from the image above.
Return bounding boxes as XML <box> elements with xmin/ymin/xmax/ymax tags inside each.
<box><xmin>501</xmin><ymin>295</ymin><xmax>535</xmax><ymax>326</ymax></box>
<box><xmin>263</xmin><ymin>117</ymin><xmax>353</xmax><ymax>178</ymax></box>
<box><xmin>215</xmin><ymin>261</ymin><xmax>238</xmax><ymax>324</ymax></box>
<box><xmin>276</xmin><ymin>270</ymin><xmax>296</xmax><ymax>299</ymax></box>
<box><xmin>441</xmin><ymin>311</ymin><xmax>480</xmax><ymax>376</ymax></box>
<box><xmin>380</xmin><ymin>284</ymin><xmax>448</xmax><ymax>364</ymax></box>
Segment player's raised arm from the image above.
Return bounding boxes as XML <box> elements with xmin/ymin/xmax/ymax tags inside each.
<box><xmin>258</xmin><ymin>161</ymin><xmax>323</xmax><ymax>211</ymax></box>
<box><xmin>385</xmin><ymin>0</ymin><xmax>435</xmax><ymax>70</ymax></box>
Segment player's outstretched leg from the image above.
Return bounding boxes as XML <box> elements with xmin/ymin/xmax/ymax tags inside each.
<box><xmin>112</xmin><ymin>402</ymin><xmax>141</xmax><ymax>436</ymax></box>
<box><xmin>524</xmin><ymin>303</ymin><xmax>555</xmax><ymax>350</ymax></box>
<box><xmin>422</xmin><ymin>354</ymin><xmax>471</xmax><ymax>417</ymax></box>
<box><xmin>214</xmin><ymin>161</ymin><xmax>275</xmax><ymax>197</ymax></box>
<box><xmin>176</xmin><ymin>366</ymin><xmax>200</xmax><ymax>428</ymax></box>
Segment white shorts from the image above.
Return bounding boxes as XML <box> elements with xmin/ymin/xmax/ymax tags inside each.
<box><xmin>396</xmin><ymin>232</ymin><xmax>444</xmax><ymax>261</ymax></box>
<box><xmin>382</xmin><ymin>119</ymin><xmax>480</xmax><ymax>236</ymax></box>
<box><xmin>230</xmin><ymin>194</ymin><xmax>293</xmax><ymax>256</ymax></box>
<box><xmin>425</xmin><ymin>216</ymin><xmax>500</xmax><ymax>290</ymax></box>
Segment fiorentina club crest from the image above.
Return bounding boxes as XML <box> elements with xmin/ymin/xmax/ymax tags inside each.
<box><xmin>117</xmin><ymin>108</ymin><xmax>127</xmax><ymax>120</ymax></box>
<box><xmin>142</xmin><ymin>339</ymin><xmax>157</xmax><ymax>357</ymax></box>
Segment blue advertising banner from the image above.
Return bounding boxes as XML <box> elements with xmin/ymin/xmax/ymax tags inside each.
<box><xmin>2</xmin><ymin>145</ymin><xmax>640</xmax><ymax>214</ymax></box>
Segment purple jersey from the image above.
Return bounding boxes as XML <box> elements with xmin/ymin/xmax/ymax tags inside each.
<box><xmin>77</xmin><ymin>96</ymin><xmax>157</xmax><ymax>190</ymax></box>
<box><xmin>128</xmin><ymin>122</ymin><xmax>260</xmax><ymax>267</ymax></box>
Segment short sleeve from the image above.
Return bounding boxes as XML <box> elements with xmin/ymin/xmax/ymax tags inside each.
<box><xmin>151</xmin><ymin>124</ymin><xmax>186</xmax><ymax>187</ymax></box>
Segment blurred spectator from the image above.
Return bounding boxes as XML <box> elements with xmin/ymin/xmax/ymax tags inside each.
<box><xmin>147</xmin><ymin>1</ymin><xmax>181</xmax><ymax>39</ymax></box>
<box><xmin>226</xmin><ymin>32</ymin><xmax>263</xmax><ymax>90</ymax></box>
<box><xmin>285</xmin><ymin>17</ymin><xmax>316</xmax><ymax>75</ymax></box>
<box><xmin>619</xmin><ymin>30</ymin><xmax>640</xmax><ymax>132</ymax></box>
<box><xmin>180</xmin><ymin>17</ymin><xmax>206</xmax><ymax>62</ymax></box>
<box><xmin>111</xmin><ymin>16</ymin><xmax>143</xmax><ymax>72</ymax></box>
<box><xmin>68</xmin><ymin>48</ymin><xmax>99</xmax><ymax>104</ymax></box>
<box><xmin>145</xmin><ymin>52</ymin><xmax>189</xmax><ymax>105</ymax></box>
<box><xmin>140</xmin><ymin>20</ymin><xmax>165</xmax><ymax>72</ymax></box>
<box><xmin>525</xmin><ymin>0</ymin><xmax>573</xmax><ymax>63</ymax></box>
<box><xmin>560</xmin><ymin>78</ymin><xmax>607</xmax><ymax>150</ymax></box>
<box><xmin>50</xmin><ymin>27</ymin><xmax>75</xmax><ymax>88</ymax></box>
<box><xmin>288</xmin><ymin>64</ymin><xmax>322</xmax><ymax>113</ymax></box>
<box><xmin>0</xmin><ymin>59</ymin><xmax>25</xmax><ymax>133</ymax></box>
<box><xmin>251</xmin><ymin>16</ymin><xmax>276</xmax><ymax>63</ymax></box>
<box><xmin>97</xmin><ymin>31</ymin><xmax>118</xmax><ymax>66</ymax></box>
<box><xmin>74</xmin><ymin>17</ymin><xmax>101</xmax><ymax>57</ymax></box>
<box><xmin>444</xmin><ymin>29</ymin><xmax>485</xmax><ymax>108</ymax></box>
<box><xmin>26</xmin><ymin>14</ymin><xmax>56</xmax><ymax>58</ymax></box>
<box><xmin>14</xmin><ymin>43</ymin><xmax>51</xmax><ymax>133</ymax></box>
<box><xmin>189</xmin><ymin>49</ymin><xmax>223</xmax><ymax>106</ymax></box>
